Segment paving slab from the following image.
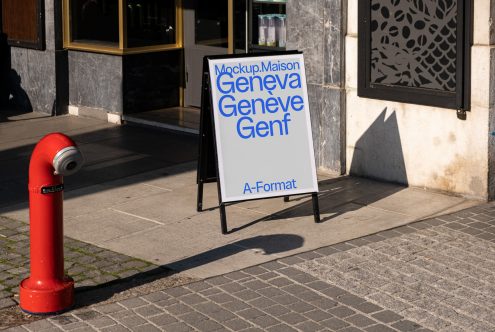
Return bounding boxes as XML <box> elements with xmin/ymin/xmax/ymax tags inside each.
<box><xmin>72</xmin><ymin>167</ymin><xmax>483</xmax><ymax>279</ymax></box>
<box><xmin>64</xmin><ymin>209</ymin><xmax>160</xmax><ymax>244</ymax></box>
<box><xmin>353</xmin><ymin>188</ymin><xmax>471</xmax><ymax>219</ymax></box>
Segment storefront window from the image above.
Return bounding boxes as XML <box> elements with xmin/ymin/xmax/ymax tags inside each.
<box><xmin>195</xmin><ymin>0</ymin><xmax>228</xmax><ymax>48</ymax></box>
<box><xmin>63</xmin><ymin>0</ymin><xmax>182</xmax><ymax>54</ymax></box>
<box><xmin>126</xmin><ymin>0</ymin><xmax>176</xmax><ymax>47</ymax></box>
<box><xmin>70</xmin><ymin>0</ymin><xmax>119</xmax><ymax>46</ymax></box>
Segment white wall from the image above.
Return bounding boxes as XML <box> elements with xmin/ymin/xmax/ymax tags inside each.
<box><xmin>345</xmin><ymin>0</ymin><xmax>494</xmax><ymax>200</ymax></box>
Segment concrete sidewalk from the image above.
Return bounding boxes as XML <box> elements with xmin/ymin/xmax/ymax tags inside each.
<box><xmin>0</xmin><ymin>112</ymin><xmax>488</xmax><ymax>330</ymax></box>
<box><xmin>1</xmin><ymin>163</ymin><xmax>479</xmax><ymax>279</ymax></box>
<box><xmin>0</xmin><ymin>113</ymin><xmax>478</xmax><ymax>279</ymax></box>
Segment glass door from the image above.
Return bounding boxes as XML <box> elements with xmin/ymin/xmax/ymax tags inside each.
<box><xmin>183</xmin><ymin>0</ymin><xmax>229</xmax><ymax>107</ymax></box>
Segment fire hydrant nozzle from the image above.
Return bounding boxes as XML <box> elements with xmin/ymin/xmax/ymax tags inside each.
<box><xmin>20</xmin><ymin>133</ymin><xmax>83</xmax><ymax>314</ymax></box>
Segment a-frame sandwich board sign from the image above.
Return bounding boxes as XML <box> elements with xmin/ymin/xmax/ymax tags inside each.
<box><xmin>197</xmin><ymin>51</ymin><xmax>320</xmax><ymax>234</ymax></box>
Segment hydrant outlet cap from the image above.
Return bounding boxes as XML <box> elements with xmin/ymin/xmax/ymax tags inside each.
<box><xmin>53</xmin><ymin>146</ymin><xmax>84</xmax><ymax>176</ymax></box>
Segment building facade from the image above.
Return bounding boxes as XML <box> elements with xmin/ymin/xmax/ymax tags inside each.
<box><xmin>2</xmin><ymin>0</ymin><xmax>494</xmax><ymax>200</ymax></box>
<box><xmin>289</xmin><ymin>0</ymin><xmax>495</xmax><ymax>201</ymax></box>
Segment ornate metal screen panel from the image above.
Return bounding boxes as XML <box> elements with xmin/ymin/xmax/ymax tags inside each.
<box><xmin>358</xmin><ymin>0</ymin><xmax>471</xmax><ymax>110</ymax></box>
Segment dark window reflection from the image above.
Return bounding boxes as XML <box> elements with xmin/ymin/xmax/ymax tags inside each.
<box><xmin>71</xmin><ymin>0</ymin><xmax>119</xmax><ymax>45</ymax></box>
<box><xmin>126</xmin><ymin>0</ymin><xmax>176</xmax><ymax>47</ymax></box>
<box><xmin>195</xmin><ymin>0</ymin><xmax>228</xmax><ymax>48</ymax></box>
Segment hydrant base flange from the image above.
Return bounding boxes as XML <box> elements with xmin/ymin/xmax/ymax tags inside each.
<box><xmin>19</xmin><ymin>276</ymin><xmax>74</xmax><ymax>314</ymax></box>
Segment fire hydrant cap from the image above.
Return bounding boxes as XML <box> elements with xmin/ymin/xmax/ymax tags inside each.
<box><xmin>52</xmin><ymin>146</ymin><xmax>84</xmax><ymax>176</ymax></box>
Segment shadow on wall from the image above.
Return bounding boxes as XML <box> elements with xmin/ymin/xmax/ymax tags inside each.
<box><xmin>226</xmin><ymin>107</ymin><xmax>409</xmax><ymax>226</ymax></box>
<box><xmin>0</xmin><ymin>32</ymin><xmax>33</xmax><ymax>119</ymax></box>
<box><xmin>349</xmin><ymin>108</ymin><xmax>408</xmax><ymax>186</ymax></box>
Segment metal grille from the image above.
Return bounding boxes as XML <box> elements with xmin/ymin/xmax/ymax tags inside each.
<box><xmin>370</xmin><ymin>0</ymin><xmax>458</xmax><ymax>92</ymax></box>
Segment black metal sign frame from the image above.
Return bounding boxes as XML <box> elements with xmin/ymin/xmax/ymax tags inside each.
<box><xmin>196</xmin><ymin>51</ymin><xmax>320</xmax><ymax>234</ymax></box>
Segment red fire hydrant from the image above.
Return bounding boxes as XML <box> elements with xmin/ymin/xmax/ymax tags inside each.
<box><xmin>20</xmin><ymin>133</ymin><xmax>84</xmax><ymax>314</ymax></box>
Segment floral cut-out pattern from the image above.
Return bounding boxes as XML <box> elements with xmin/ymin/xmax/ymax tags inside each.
<box><xmin>370</xmin><ymin>0</ymin><xmax>457</xmax><ymax>92</ymax></box>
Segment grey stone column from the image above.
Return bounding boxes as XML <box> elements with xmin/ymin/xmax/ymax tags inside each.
<box><xmin>9</xmin><ymin>0</ymin><xmax>68</xmax><ymax>115</ymax></box>
<box><xmin>488</xmin><ymin>1</ymin><xmax>495</xmax><ymax>199</ymax></box>
<box><xmin>287</xmin><ymin>0</ymin><xmax>346</xmax><ymax>174</ymax></box>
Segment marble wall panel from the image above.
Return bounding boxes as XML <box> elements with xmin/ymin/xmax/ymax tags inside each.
<box><xmin>288</xmin><ymin>0</ymin><xmax>346</xmax><ymax>174</ymax></box>
<box><xmin>69</xmin><ymin>51</ymin><xmax>123</xmax><ymax>114</ymax></box>
<box><xmin>10</xmin><ymin>47</ymin><xmax>57</xmax><ymax>114</ymax></box>
<box><xmin>307</xmin><ymin>83</ymin><xmax>323</xmax><ymax>167</ymax></box>
<box><xmin>45</xmin><ymin>0</ymin><xmax>55</xmax><ymax>51</ymax></box>
<box><xmin>321</xmin><ymin>86</ymin><xmax>345</xmax><ymax>172</ymax></box>
<box><xmin>324</xmin><ymin>0</ymin><xmax>344</xmax><ymax>87</ymax></box>
<box><xmin>287</xmin><ymin>0</ymin><xmax>325</xmax><ymax>85</ymax></box>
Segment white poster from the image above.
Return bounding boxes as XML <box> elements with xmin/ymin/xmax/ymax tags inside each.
<box><xmin>208</xmin><ymin>53</ymin><xmax>318</xmax><ymax>202</ymax></box>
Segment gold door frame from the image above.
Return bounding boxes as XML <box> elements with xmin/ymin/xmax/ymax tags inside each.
<box><xmin>228</xmin><ymin>0</ymin><xmax>234</xmax><ymax>54</ymax></box>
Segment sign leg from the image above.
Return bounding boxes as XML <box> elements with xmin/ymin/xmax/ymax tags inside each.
<box><xmin>197</xmin><ymin>180</ymin><xmax>204</xmax><ymax>212</ymax></box>
<box><xmin>312</xmin><ymin>193</ymin><xmax>320</xmax><ymax>223</ymax></box>
<box><xmin>220</xmin><ymin>203</ymin><xmax>228</xmax><ymax>234</ymax></box>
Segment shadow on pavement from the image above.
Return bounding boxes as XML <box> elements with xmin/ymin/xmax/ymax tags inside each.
<box><xmin>74</xmin><ymin>234</ymin><xmax>304</xmax><ymax>308</ymax></box>
<box><xmin>1</xmin><ymin>108</ymin><xmax>409</xmax><ymax>231</ymax></box>
<box><xmin>0</xmin><ymin>125</ymin><xmax>199</xmax><ymax>211</ymax></box>
<box><xmin>219</xmin><ymin>107</ymin><xmax>409</xmax><ymax>229</ymax></box>
<box><xmin>219</xmin><ymin>177</ymin><xmax>405</xmax><ymax>232</ymax></box>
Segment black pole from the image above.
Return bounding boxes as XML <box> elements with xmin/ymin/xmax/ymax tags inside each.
<box><xmin>312</xmin><ymin>193</ymin><xmax>320</xmax><ymax>223</ymax></box>
<box><xmin>220</xmin><ymin>203</ymin><xmax>227</xmax><ymax>234</ymax></box>
<box><xmin>197</xmin><ymin>180</ymin><xmax>204</xmax><ymax>212</ymax></box>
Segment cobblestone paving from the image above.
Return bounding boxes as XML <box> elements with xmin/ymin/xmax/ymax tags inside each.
<box><xmin>0</xmin><ymin>216</ymin><xmax>159</xmax><ymax>309</ymax></box>
<box><xmin>6</xmin><ymin>203</ymin><xmax>495</xmax><ymax>332</ymax></box>
<box><xmin>297</xmin><ymin>219</ymin><xmax>495</xmax><ymax>331</ymax></box>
